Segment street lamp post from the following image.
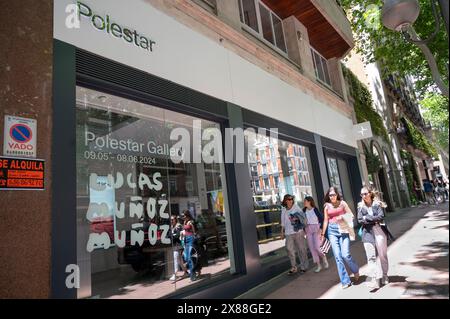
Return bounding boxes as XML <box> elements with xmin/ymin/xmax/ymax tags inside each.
<box><xmin>381</xmin><ymin>0</ymin><xmax>449</xmax><ymax>98</ymax></box>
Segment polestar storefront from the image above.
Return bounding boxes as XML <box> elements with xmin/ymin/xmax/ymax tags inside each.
<box><xmin>51</xmin><ymin>0</ymin><xmax>362</xmax><ymax>299</ymax></box>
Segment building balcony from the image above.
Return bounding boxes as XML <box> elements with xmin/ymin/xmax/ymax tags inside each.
<box><xmin>262</xmin><ymin>0</ymin><xmax>354</xmax><ymax>59</ymax></box>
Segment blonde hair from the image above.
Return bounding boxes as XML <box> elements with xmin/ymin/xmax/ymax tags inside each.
<box><xmin>359</xmin><ymin>185</ymin><xmax>387</xmax><ymax>208</ymax></box>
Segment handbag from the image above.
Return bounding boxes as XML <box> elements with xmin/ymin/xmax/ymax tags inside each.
<box><xmin>320</xmin><ymin>237</ymin><xmax>331</xmax><ymax>254</ymax></box>
<box><xmin>357</xmin><ymin>226</ymin><xmax>363</xmax><ymax>238</ymax></box>
<box><xmin>380</xmin><ymin>223</ymin><xmax>395</xmax><ymax>241</ymax></box>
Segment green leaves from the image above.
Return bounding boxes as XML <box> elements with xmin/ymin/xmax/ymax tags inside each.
<box><xmin>365</xmin><ymin>149</ymin><xmax>382</xmax><ymax>174</ymax></box>
<box><xmin>403</xmin><ymin>117</ymin><xmax>439</xmax><ymax>158</ymax></box>
<box><xmin>401</xmin><ymin>150</ymin><xmax>419</xmax><ymax>204</ymax></box>
<box><xmin>420</xmin><ymin>94</ymin><xmax>449</xmax><ymax>151</ymax></box>
<box><xmin>342</xmin><ymin>65</ymin><xmax>390</xmax><ymax>143</ymax></box>
<box><xmin>341</xmin><ymin>0</ymin><xmax>449</xmax><ymax>97</ymax></box>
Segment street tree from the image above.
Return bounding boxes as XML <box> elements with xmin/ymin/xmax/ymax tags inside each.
<box><xmin>420</xmin><ymin>94</ymin><xmax>449</xmax><ymax>152</ymax></box>
<box><xmin>341</xmin><ymin>0</ymin><xmax>448</xmax><ymax>98</ymax></box>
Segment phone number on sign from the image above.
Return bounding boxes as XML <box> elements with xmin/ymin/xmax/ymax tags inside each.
<box><xmin>83</xmin><ymin>151</ymin><xmax>157</xmax><ymax>165</ymax></box>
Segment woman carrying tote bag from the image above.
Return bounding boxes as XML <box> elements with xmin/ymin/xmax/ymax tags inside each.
<box><xmin>321</xmin><ymin>187</ymin><xmax>360</xmax><ymax>289</ymax></box>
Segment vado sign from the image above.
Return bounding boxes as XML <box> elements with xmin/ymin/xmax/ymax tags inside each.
<box><xmin>71</xmin><ymin>1</ymin><xmax>156</xmax><ymax>52</ymax></box>
<box><xmin>3</xmin><ymin>116</ymin><xmax>37</xmax><ymax>158</ymax></box>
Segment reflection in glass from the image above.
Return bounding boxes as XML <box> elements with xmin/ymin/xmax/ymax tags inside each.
<box><xmin>326</xmin><ymin>157</ymin><xmax>342</xmax><ymax>195</ymax></box>
<box><xmin>239</xmin><ymin>0</ymin><xmax>259</xmax><ymax>32</ymax></box>
<box><xmin>272</xmin><ymin>13</ymin><xmax>286</xmax><ymax>52</ymax></box>
<box><xmin>259</xmin><ymin>4</ymin><xmax>274</xmax><ymax>45</ymax></box>
<box><xmin>76</xmin><ymin>87</ymin><xmax>231</xmax><ymax>299</ymax></box>
<box><xmin>247</xmin><ymin>133</ymin><xmax>316</xmax><ymax>261</ymax></box>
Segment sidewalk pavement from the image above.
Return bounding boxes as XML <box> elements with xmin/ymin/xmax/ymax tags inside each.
<box><xmin>237</xmin><ymin>202</ymin><xmax>449</xmax><ymax>299</ymax></box>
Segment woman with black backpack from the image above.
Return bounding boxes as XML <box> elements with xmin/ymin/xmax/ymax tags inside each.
<box><xmin>303</xmin><ymin>196</ymin><xmax>329</xmax><ymax>273</ymax></box>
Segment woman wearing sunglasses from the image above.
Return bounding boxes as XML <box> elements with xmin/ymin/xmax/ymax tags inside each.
<box><xmin>321</xmin><ymin>187</ymin><xmax>359</xmax><ymax>289</ymax></box>
<box><xmin>357</xmin><ymin>186</ymin><xmax>391</xmax><ymax>289</ymax></box>
<box><xmin>281</xmin><ymin>194</ymin><xmax>309</xmax><ymax>275</ymax></box>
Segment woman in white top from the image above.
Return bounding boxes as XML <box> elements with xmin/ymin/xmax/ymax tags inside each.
<box><xmin>303</xmin><ymin>196</ymin><xmax>329</xmax><ymax>273</ymax></box>
<box><xmin>280</xmin><ymin>194</ymin><xmax>309</xmax><ymax>275</ymax></box>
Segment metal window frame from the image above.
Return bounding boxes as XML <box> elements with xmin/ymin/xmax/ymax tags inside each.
<box><xmin>310</xmin><ymin>46</ymin><xmax>333</xmax><ymax>89</ymax></box>
<box><xmin>239</xmin><ymin>0</ymin><xmax>288</xmax><ymax>56</ymax></box>
<box><xmin>52</xmin><ymin>42</ymin><xmax>251</xmax><ymax>299</ymax></box>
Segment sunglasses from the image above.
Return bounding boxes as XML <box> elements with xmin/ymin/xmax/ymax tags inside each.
<box><xmin>329</xmin><ymin>194</ymin><xmax>337</xmax><ymax>197</ymax></box>
<box><xmin>361</xmin><ymin>192</ymin><xmax>369</xmax><ymax>197</ymax></box>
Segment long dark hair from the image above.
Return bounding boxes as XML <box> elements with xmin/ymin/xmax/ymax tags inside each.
<box><xmin>324</xmin><ymin>187</ymin><xmax>342</xmax><ymax>203</ymax></box>
<box><xmin>182</xmin><ymin>210</ymin><xmax>193</xmax><ymax>222</ymax></box>
<box><xmin>303</xmin><ymin>196</ymin><xmax>316</xmax><ymax>208</ymax></box>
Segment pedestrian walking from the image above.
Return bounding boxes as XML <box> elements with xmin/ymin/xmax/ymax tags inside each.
<box><xmin>169</xmin><ymin>214</ymin><xmax>188</xmax><ymax>281</ymax></box>
<box><xmin>442</xmin><ymin>178</ymin><xmax>449</xmax><ymax>200</ymax></box>
<box><xmin>280</xmin><ymin>194</ymin><xmax>309</xmax><ymax>275</ymax></box>
<box><xmin>181</xmin><ymin>210</ymin><xmax>198</xmax><ymax>282</ymax></box>
<box><xmin>303</xmin><ymin>196</ymin><xmax>329</xmax><ymax>273</ymax></box>
<box><xmin>413</xmin><ymin>181</ymin><xmax>424</xmax><ymax>203</ymax></box>
<box><xmin>423</xmin><ymin>179</ymin><xmax>436</xmax><ymax>204</ymax></box>
<box><xmin>357</xmin><ymin>186</ymin><xmax>392</xmax><ymax>289</ymax></box>
<box><xmin>321</xmin><ymin>187</ymin><xmax>359</xmax><ymax>289</ymax></box>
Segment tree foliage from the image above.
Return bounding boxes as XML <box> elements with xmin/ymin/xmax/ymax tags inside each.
<box><xmin>401</xmin><ymin>150</ymin><xmax>419</xmax><ymax>205</ymax></box>
<box><xmin>341</xmin><ymin>0</ymin><xmax>449</xmax><ymax>98</ymax></box>
<box><xmin>420</xmin><ymin>94</ymin><xmax>449</xmax><ymax>151</ymax></box>
<box><xmin>364</xmin><ymin>148</ymin><xmax>382</xmax><ymax>174</ymax></box>
<box><xmin>402</xmin><ymin>117</ymin><xmax>439</xmax><ymax>158</ymax></box>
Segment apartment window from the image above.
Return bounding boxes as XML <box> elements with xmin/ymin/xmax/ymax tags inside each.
<box><xmin>191</xmin><ymin>0</ymin><xmax>217</xmax><ymax>13</ymax></box>
<box><xmin>239</xmin><ymin>0</ymin><xmax>259</xmax><ymax>32</ymax></box>
<box><xmin>238</xmin><ymin>0</ymin><xmax>287</xmax><ymax>54</ymax></box>
<box><xmin>274</xmin><ymin>176</ymin><xmax>280</xmax><ymax>188</ymax></box>
<box><xmin>264</xmin><ymin>177</ymin><xmax>270</xmax><ymax>189</ymax></box>
<box><xmin>311</xmin><ymin>47</ymin><xmax>332</xmax><ymax>88</ymax></box>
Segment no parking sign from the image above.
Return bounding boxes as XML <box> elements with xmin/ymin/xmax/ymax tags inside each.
<box><xmin>3</xmin><ymin>116</ymin><xmax>37</xmax><ymax>158</ymax></box>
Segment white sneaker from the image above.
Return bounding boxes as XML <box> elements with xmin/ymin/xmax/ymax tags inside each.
<box><xmin>314</xmin><ymin>264</ymin><xmax>322</xmax><ymax>273</ymax></box>
<box><xmin>342</xmin><ymin>283</ymin><xmax>352</xmax><ymax>289</ymax></box>
<box><xmin>368</xmin><ymin>278</ymin><xmax>380</xmax><ymax>289</ymax></box>
<box><xmin>382</xmin><ymin>275</ymin><xmax>389</xmax><ymax>285</ymax></box>
<box><xmin>169</xmin><ymin>274</ymin><xmax>176</xmax><ymax>281</ymax></box>
<box><xmin>322</xmin><ymin>257</ymin><xmax>329</xmax><ymax>269</ymax></box>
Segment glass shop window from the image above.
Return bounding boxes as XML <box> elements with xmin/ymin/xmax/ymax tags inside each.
<box><xmin>76</xmin><ymin>86</ymin><xmax>232</xmax><ymax>299</ymax></box>
<box><xmin>246</xmin><ymin>133</ymin><xmax>317</xmax><ymax>262</ymax></box>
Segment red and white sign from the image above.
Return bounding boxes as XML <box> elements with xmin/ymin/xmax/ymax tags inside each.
<box><xmin>3</xmin><ymin>116</ymin><xmax>37</xmax><ymax>158</ymax></box>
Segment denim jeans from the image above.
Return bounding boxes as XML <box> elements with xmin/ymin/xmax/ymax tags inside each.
<box><xmin>183</xmin><ymin>235</ymin><xmax>195</xmax><ymax>279</ymax></box>
<box><xmin>327</xmin><ymin>223</ymin><xmax>359</xmax><ymax>286</ymax></box>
